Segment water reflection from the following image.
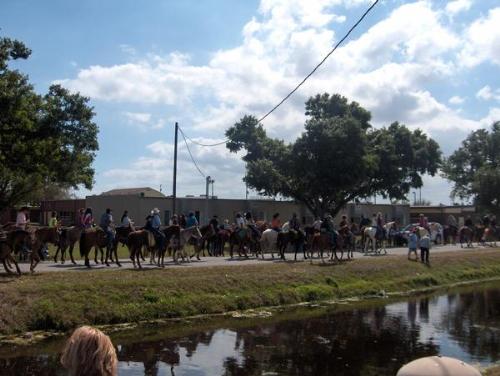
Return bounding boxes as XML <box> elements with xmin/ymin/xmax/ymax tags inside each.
<box><xmin>2</xmin><ymin>284</ymin><xmax>500</xmax><ymax>376</ymax></box>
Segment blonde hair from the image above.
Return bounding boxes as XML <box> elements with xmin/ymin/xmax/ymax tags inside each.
<box><xmin>61</xmin><ymin>326</ymin><xmax>118</xmax><ymax>376</ymax></box>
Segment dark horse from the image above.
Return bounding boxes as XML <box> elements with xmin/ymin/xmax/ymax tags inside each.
<box><xmin>54</xmin><ymin>226</ymin><xmax>83</xmax><ymax>264</ymax></box>
<box><xmin>0</xmin><ymin>233</ymin><xmax>21</xmax><ymax>275</ymax></box>
<box><xmin>459</xmin><ymin>226</ymin><xmax>474</xmax><ymax>248</ymax></box>
<box><xmin>277</xmin><ymin>229</ymin><xmax>306</xmax><ymax>261</ymax></box>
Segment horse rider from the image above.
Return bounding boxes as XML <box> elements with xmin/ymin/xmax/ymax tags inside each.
<box><xmin>235</xmin><ymin>213</ymin><xmax>245</xmax><ymax>229</ymax></box>
<box><xmin>339</xmin><ymin>215</ymin><xmax>349</xmax><ymax>230</ymax></box>
<box><xmin>15</xmin><ymin>207</ymin><xmax>29</xmax><ymax>230</ymax></box>
<box><xmin>482</xmin><ymin>214</ymin><xmax>491</xmax><ymax>229</ymax></box>
<box><xmin>121</xmin><ymin>210</ymin><xmax>132</xmax><ymax>227</ymax></box>
<box><xmin>185</xmin><ymin>212</ymin><xmax>198</xmax><ymax>228</ymax></box>
<box><xmin>464</xmin><ymin>215</ymin><xmax>473</xmax><ymax>229</ymax></box>
<box><xmin>99</xmin><ymin>208</ymin><xmax>115</xmax><ymax>249</ymax></box>
<box><xmin>350</xmin><ymin>217</ymin><xmax>360</xmax><ymax>235</ymax></box>
<box><xmin>245</xmin><ymin>212</ymin><xmax>260</xmax><ymax>238</ymax></box>
<box><xmin>418</xmin><ymin>213</ymin><xmax>429</xmax><ymax>231</ymax></box>
<box><xmin>169</xmin><ymin>214</ymin><xmax>179</xmax><ymax>226</ymax></box>
<box><xmin>376</xmin><ymin>212</ymin><xmax>385</xmax><ymax>239</ymax></box>
<box><xmin>447</xmin><ymin>214</ymin><xmax>458</xmax><ymax>232</ymax></box>
<box><xmin>49</xmin><ymin>211</ymin><xmax>59</xmax><ymax>228</ymax></box>
<box><xmin>179</xmin><ymin>214</ymin><xmax>187</xmax><ymax>229</ymax></box>
<box><xmin>150</xmin><ymin>208</ymin><xmax>166</xmax><ymax>251</ymax></box>
<box><xmin>78</xmin><ymin>208</ymin><xmax>85</xmax><ymax>227</ymax></box>
<box><xmin>82</xmin><ymin>208</ymin><xmax>94</xmax><ymax>229</ymax></box>
<box><xmin>271</xmin><ymin>213</ymin><xmax>282</xmax><ymax>232</ymax></box>
<box><xmin>312</xmin><ymin>217</ymin><xmax>322</xmax><ymax>233</ymax></box>
<box><xmin>209</xmin><ymin>215</ymin><xmax>219</xmax><ymax>232</ymax></box>
<box><xmin>491</xmin><ymin>215</ymin><xmax>497</xmax><ymax>228</ymax></box>
<box><xmin>321</xmin><ymin>214</ymin><xmax>337</xmax><ymax>244</ymax></box>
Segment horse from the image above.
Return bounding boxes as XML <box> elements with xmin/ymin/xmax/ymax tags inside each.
<box><xmin>5</xmin><ymin>229</ymin><xmax>39</xmax><ymax>272</ymax></box>
<box><xmin>127</xmin><ymin>230</ymin><xmax>156</xmax><ymax>269</ymax></box>
<box><xmin>443</xmin><ymin>225</ymin><xmax>458</xmax><ymax>245</ymax></box>
<box><xmin>0</xmin><ymin>234</ymin><xmax>21</xmax><ymax>275</ymax></box>
<box><xmin>307</xmin><ymin>230</ymin><xmax>345</xmax><ymax>262</ymax></box>
<box><xmin>33</xmin><ymin>226</ymin><xmax>60</xmax><ymax>261</ymax></box>
<box><xmin>259</xmin><ymin>229</ymin><xmax>280</xmax><ymax>259</ymax></box>
<box><xmin>53</xmin><ymin>226</ymin><xmax>83</xmax><ymax>264</ymax></box>
<box><xmin>155</xmin><ymin>226</ymin><xmax>181</xmax><ymax>267</ymax></box>
<box><xmin>214</xmin><ymin>228</ymin><xmax>231</xmax><ymax>257</ymax></box>
<box><xmin>277</xmin><ymin>228</ymin><xmax>307</xmax><ymax>261</ymax></box>
<box><xmin>481</xmin><ymin>226</ymin><xmax>499</xmax><ymax>247</ymax></box>
<box><xmin>229</xmin><ymin>227</ymin><xmax>254</xmax><ymax>258</ymax></box>
<box><xmin>79</xmin><ymin>227</ymin><xmax>113</xmax><ymax>268</ymax></box>
<box><xmin>172</xmin><ymin>226</ymin><xmax>203</xmax><ymax>263</ymax></box>
<box><xmin>363</xmin><ymin>225</ymin><xmax>388</xmax><ymax>255</ymax></box>
<box><xmin>197</xmin><ymin>224</ymin><xmax>217</xmax><ymax>257</ymax></box>
<box><xmin>458</xmin><ymin>226</ymin><xmax>474</xmax><ymax>248</ymax></box>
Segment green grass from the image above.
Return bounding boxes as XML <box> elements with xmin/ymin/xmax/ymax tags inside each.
<box><xmin>2</xmin><ymin>249</ymin><xmax>500</xmax><ymax>336</ymax></box>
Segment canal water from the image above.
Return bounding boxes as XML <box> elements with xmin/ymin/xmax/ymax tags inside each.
<box><xmin>1</xmin><ymin>282</ymin><xmax>500</xmax><ymax>375</ymax></box>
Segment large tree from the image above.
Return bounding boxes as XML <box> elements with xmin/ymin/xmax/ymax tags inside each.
<box><xmin>226</xmin><ymin>93</ymin><xmax>441</xmax><ymax>217</ymax></box>
<box><xmin>443</xmin><ymin>122</ymin><xmax>500</xmax><ymax>214</ymax></box>
<box><xmin>0</xmin><ymin>37</ymin><xmax>98</xmax><ymax>210</ymax></box>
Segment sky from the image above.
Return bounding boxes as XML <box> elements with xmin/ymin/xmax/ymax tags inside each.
<box><xmin>2</xmin><ymin>0</ymin><xmax>500</xmax><ymax>205</ymax></box>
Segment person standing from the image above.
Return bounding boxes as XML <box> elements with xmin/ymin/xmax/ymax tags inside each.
<box><xmin>419</xmin><ymin>233</ymin><xmax>431</xmax><ymax>264</ymax></box>
<box><xmin>99</xmin><ymin>208</ymin><xmax>115</xmax><ymax>249</ymax></box>
<box><xmin>408</xmin><ymin>229</ymin><xmax>418</xmax><ymax>261</ymax></box>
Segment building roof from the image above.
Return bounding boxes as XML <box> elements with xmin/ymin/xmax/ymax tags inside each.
<box><xmin>100</xmin><ymin>187</ymin><xmax>165</xmax><ymax>198</ymax></box>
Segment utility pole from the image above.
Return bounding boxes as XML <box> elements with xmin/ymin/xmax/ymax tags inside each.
<box><xmin>205</xmin><ymin>175</ymin><xmax>213</xmax><ymax>224</ymax></box>
<box><xmin>211</xmin><ymin>178</ymin><xmax>215</xmax><ymax>198</ymax></box>
<box><xmin>172</xmin><ymin>122</ymin><xmax>178</xmax><ymax>216</ymax></box>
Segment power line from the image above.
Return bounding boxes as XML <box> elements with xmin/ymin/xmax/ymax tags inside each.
<box><xmin>179</xmin><ymin>126</ymin><xmax>206</xmax><ymax>177</ymax></box>
<box><xmin>181</xmin><ymin>0</ymin><xmax>380</xmax><ymax>147</ymax></box>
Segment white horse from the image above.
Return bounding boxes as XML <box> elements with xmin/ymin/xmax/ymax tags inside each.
<box><xmin>170</xmin><ymin>226</ymin><xmax>203</xmax><ymax>263</ymax></box>
<box><xmin>363</xmin><ymin>222</ymin><xmax>394</xmax><ymax>254</ymax></box>
<box><xmin>259</xmin><ymin>229</ymin><xmax>279</xmax><ymax>259</ymax></box>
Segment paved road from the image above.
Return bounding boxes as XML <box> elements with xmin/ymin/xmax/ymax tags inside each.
<box><xmin>10</xmin><ymin>243</ymin><xmax>488</xmax><ymax>274</ymax></box>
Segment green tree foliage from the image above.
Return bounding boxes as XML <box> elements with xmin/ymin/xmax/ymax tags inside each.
<box><xmin>0</xmin><ymin>37</ymin><xmax>98</xmax><ymax>210</ymax></box>
<box><xmin>443</xmin><ymin>122</ymin><xmax>500</xmax><ymax>214</ymax></box>
<box><xmin>226</xmin><ymin>93</ymin><xmax>441</xmax><ymax>216</ymax></box>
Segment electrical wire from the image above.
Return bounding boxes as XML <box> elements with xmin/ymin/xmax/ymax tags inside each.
<box><xmin>180</xmin><ymin>0</ymin><xmax>380</xmax><ymax>147</ymax></box>
<box><xmin>179</xmin><ymin>127</ymin><xmax>206</xmax><ymax>178</ymax></box>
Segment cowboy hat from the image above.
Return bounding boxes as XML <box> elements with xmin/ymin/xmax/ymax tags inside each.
<box><xmin>152</xmin><ymin>208</ymin><xmax>160</xmax><ymax>214</ymax></box>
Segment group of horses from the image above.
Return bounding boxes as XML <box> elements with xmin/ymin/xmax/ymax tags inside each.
<box><xmin>3</xmin><ymin>218</ymin><xmax>496</xmax><ymax>275</ymax></box>
<box><xmin>452</xmin><ymin>224</ymin><xmax>499</xmax><ymax>248</ymax></box>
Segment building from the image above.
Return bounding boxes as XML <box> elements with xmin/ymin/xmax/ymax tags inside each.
<box><xmin>40</xmin><ymin>199</ymin><xmax>86</xmax><ymax>226</ymax></box>
<box><xmin>39</xmin><ymin>187</ymin><xmax>410</xmax><ymax>227</ymax></box>
<box><xmin>410</xmin><ymin>205</ymin><xmax>477</xmax><ymax>226</ymax></box>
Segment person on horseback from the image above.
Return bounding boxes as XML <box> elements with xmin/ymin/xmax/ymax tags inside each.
<box><xmin>447</xmin><ymin>214</ymin><xmax>458</xmax><ymax>231</ymax></box>
<box><xmin>464</xmin><ymin>215</ymin><xmax>473</xmax><ymax>229</ymax></box>
<box><xmin>491</xmin><ymin>215</ymin><xmax>497</xmax><ymax>228</ymax></box>
<box><xmin>312</xmin><ymin>217</ymin><xmax>322</xmax><ymax>232</ymax></box>
<box><xmin>209</xmin><ymin>215</ymin><xmax>219</xmax><ymax>232</ymax></box>
<box><xmin>418</xmin><ymin>213</ymin><xmax>429</xmax><ymax>231</ymax></box>
<box><xmin>49</xmin><ymin>211</ymin><xmax>59</xmax><ymax>228</ymax></box>
<box><xmin>271</xmin><ymin>213</ymin><xmax>282</xmax><ymax>232</ymax></box>
<box><xmin>150</xmin><ymin>208</ymin><xmax>166</xmax><ymax>251</ymax></box>
<box><xmin>245</xmin><ymin>212</ymin><xmax>260</xmax><ymax>238</ymax></box>
<box><xmin>186</xmin><ymin>212</ymin><xmax>198</xmax><ymax>228</ymax></box>
<box><xmin>235</xmin><ymin>213</ymin><xmax>245</xmax><ymax>229</ymax></box>
<box><xmin>179</xmin><ymin>214</ymin><xmax>187</xmax><ymax>228</ymax></box>
<box><xmin>15</xmin><ymin>207</ymin><xmax>29</xmax><ymax>230</ymax></box>
<box><xmin>169</xmin><ymin>214</ymin><xmax>179</xmax><ymax>226</ymax></box>
<box><xmin>99</xmin><ymin>208</ymin><xmax>115</xmax><ymax>249</ymax></box>
<box><xmin>376</xmin><ymin>212</ymin><xmax>385</xmax><ymax>239</ymax></box>
<box><xmin>121</xmin><ymin>210</ymin><xmax>132</xmax><ymax>227</ymax></box>
<box><xmin>82</xmin><ymin>208</ymin><xmax>94</xmax><ymax>229</ymax></box>
<box><xmin>482</xmin><ymin>214</ymin><xmax>491</xmax><ymax>228</ymax></box>
<box><xmin>339</xmin><ymin>215</ymin><xmax>349</xmax><ymax>231</ymax></box>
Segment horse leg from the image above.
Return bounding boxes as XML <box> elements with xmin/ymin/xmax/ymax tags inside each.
<box><xmin>54</xmin><ymin>245</ymin><xmax>60</xmax><ymax>263</ymax></box>
<box><xmin>69</xmin><ymin>243</ymin><xmax>77</xmax><ymax>265</ymax></box>
<box><xmin>8</xmin><ymin>254</ymin><xmax>21</xmax><ymax>275</ymax></box>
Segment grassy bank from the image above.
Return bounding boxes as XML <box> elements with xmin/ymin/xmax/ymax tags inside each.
<box><xmin>1</xmin><ymin>249</ymin><xmax>500</xmax><ymax>336</ymax></box>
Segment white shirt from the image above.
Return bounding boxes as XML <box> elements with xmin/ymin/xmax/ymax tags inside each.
<box><xmin>236</xmin><ymin>217</ymin><xmax>245</xmax><ymax>228</ymax></box>
<box><xmin>121</xmin><ymin>216</ymin><xmax>131</xmax><ymax>226</ymax></box>
<box><xmin>312</xmin><ymin>220</ymin><xmax>322</xmax><ymax>231</ymax></box>
<box><xmin>16</xmin><ymin>212</ymin><xmax>27</xmax><ymax>229</ymax></box>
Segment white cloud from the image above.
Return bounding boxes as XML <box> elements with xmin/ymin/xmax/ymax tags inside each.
<box><xmin>459</xmin><ymin>7</ymin><xmax>500</xmax><ymax>67</ymax></box>
<box><xmin>449</xmin><ymin>96</ymin><xmax>465</xmax><ymax>105</ymax></box>
<box><xmin>476</xmin><ymin>85</ymin><xmax>500</xmax><ymax>102</ymax></box>
<box><xmin>123</xmin><ymin>112</ymin><xmax>151</xmax><ymax>124</ymax></box>
<box><xmin>445</xmin><ymin>0</ymin><xmax>472</xmax><ymax>15</ymax></box>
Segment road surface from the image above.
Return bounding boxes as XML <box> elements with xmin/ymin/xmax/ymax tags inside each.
<box><xmin>10</xmin><ymin>243</ymin><xmax>490</xmax><ymax>274</ymax></box>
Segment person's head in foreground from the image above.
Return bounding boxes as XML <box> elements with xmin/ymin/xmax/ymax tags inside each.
<box><xmin>61</xmin><ymin>326</ymin><xmax>118</xmax><ymax>376</ymax></box>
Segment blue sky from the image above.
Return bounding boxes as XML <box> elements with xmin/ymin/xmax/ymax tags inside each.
<box><xmin>2</xmin><ymin>0</ymin><xmax>500</xmax><ymax>204</ymax></box>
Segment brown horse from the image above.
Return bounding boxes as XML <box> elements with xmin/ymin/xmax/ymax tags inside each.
<box><xmin>34</xmin><ymin>227</ymin><xmax>60</xmax><ymax>258</ymax></box>
<box><xmin>215</xmin><ymin>228</ymin><xmax>231</xmax><ymax>257</ymax></box>
<box><xmin>0</xmin><ymin>238</ymin><xmax>21</xmax><ymax>275</ymax></box>
<box><xmin>5</xmin><ymin>229</ymin><xmax>39</xmax><ymax>272</ymax></box>
<box><xmin>459</xmin><ymin>226</ymin><xmax>474</xmax><ymax>248</ymax></box>
<box><xmin>195</xmin><ymin>224</ymin><xmax>216</xmax><ymax>259</ymax></box>
<box><xmin>127</xmin><ymin>230</ymin><xmax>155</xmax><ymax>269</ymax></box>
<box><xmin>79</xmin><ymin>228</ymin><xmax>112</xmax><ymax>268</ymax></box>
<box><xmin>277</xmin><ymin>230</ymin><xmax>307</xmax><ymax>261</ymax></box>
<box><xmin>229</xmin><ymin>228</ymin><xmax>253</xmax><ymax>258</ymax></box>
<box><xmin>308</xmin><ymin>231</ymin><xmax>346</xmax><ymax>263</ymax></box>
<box><xmin>54</xmin><ymin>226</ymin><xmax>83</xmax><ymax>264</ymax></box>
